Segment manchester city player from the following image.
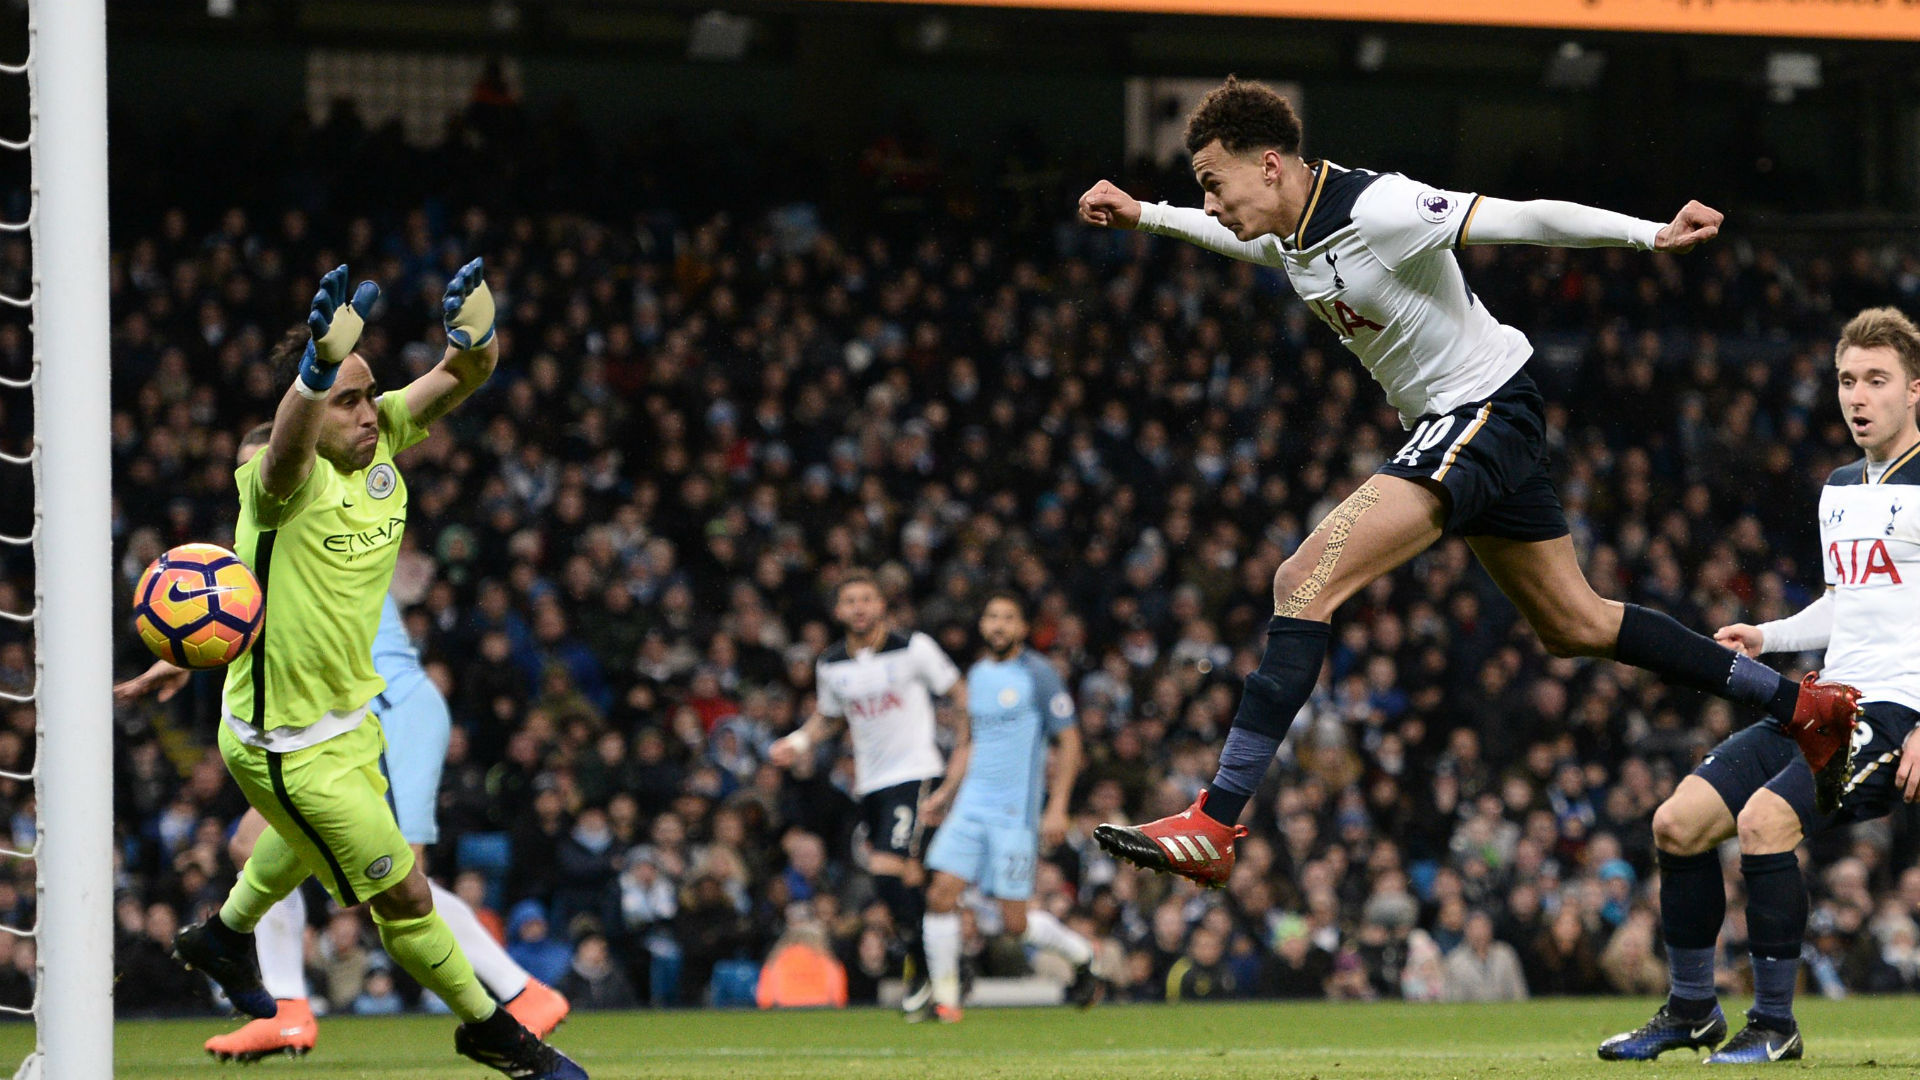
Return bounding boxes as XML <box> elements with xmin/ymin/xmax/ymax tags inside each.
<box><xmin>920</xmin><ymin>592</ymin><xmax>1099</xmax><ymax>1022</ymax></box>
<box><xmin>1076</xmin><ymin>75</ymin><xmax>1863</xmax><ymax>887</ymax></box>
<box><xmin>162</xmin><ymin>261</ymin><xmax>584</xmax><ymax>1079</ymax></box>
<box><xmin>119</xmin><ymin>575</ymin><xmax>570</xmax><ymax>1060</ymax></box>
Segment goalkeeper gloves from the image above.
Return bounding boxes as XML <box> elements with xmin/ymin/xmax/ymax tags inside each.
<box><xmin>443</xmin><ymin>257</ymin><xmax>495</xmax><ymax>350</ymax></box>
<box><xmin>299</xmin><ymin>264</ymin><xmax>380</xmax><ymax>397</ymax></box>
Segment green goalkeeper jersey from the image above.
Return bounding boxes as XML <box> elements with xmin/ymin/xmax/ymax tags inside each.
<box><xmin>222</xmin><ymin>393</ymin><xmax>428</xmax><ymax>742</ymax></box>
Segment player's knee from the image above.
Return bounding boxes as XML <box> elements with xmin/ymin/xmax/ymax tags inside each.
<box><xmin>227</xmin><ymin>833</ymin><xmax>255</xmax><ymax>868</ymax></box>
<box><xmin>1271</xmin><ymin>554</ymin><xmax>1322</xmax><ymax>613</ymax></box>
<box><xmin>370</xmin><ymin>867</ymin><xmax>433</xmax><ymax>921</ymax></box>
<box><xmin>1534</xmin><ymin>613</ymin><xmax>1611</xmax><ymax>659</ymax></box>
<box><xmin>926</xmin><ymin>874</ymin><xmax>964</xmax><ymax>914</ymax></box>
<box><xmin>1652</xmin><ymin>798</ymin><xmax>1713</xmax><ymax>856</ymax></box>
<box><xmin>1736</xmin><ymin>798</ymin><xmax>1802</xmax><ymax>854</ymax></box>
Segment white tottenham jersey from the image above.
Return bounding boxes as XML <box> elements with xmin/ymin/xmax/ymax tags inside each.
<box><xmin>1816</xmin><ymin>447</ymin><xmax>1920</xmax><ymax>713</ymax></box>
<box><xmin>815</xmin><ymin>629</ymin><xmax>961</xmax><ymax>796</ymax></box>
<box><xmin>1138</xmin><ymin>163</ymin><xmax>1531</xmax><ymax>424</ymax></box>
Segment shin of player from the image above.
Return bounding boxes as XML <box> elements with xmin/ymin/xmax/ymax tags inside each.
<box><xmin>922</xmin><ymin>593</ymin><xmax>1098</xmax><ymax>1021</ymax></box>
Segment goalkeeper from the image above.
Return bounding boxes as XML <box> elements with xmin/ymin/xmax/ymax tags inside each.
<box><xmin>170</xmin><ymin>260</ymin><xmax>586</xmax><ymax>1080</ymax></box>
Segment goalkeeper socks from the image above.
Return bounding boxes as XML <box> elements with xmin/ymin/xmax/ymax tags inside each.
<box><xmin>1657</xmin><ymin>848</ymin><xmax>1724</xmax><ymax>1007</ymax></box>
<box><xmin>253</xmin><ymin>885</ymin><xmax>310</xmax><ymax>1001</ymax></box>
<box><xmin>221</xmin><ymin>826</ymin><xmax>311</xmax><ymax>933</ymax></box>
<box><xmin>1616</xmin><ymin>605</ymin><xmax>1799</xmax><ymax>722</ymax></box>
<box><xmin>431</xmin><ymin>879</ymin><xmax>531</xmax><ymax>1002</ymax></box>
<box><xmin>373</xmin><ymin>908</ymin><xmax>494</xmax><ymax>1023</ymax></box>
<box><xmin>1022</xmin><ymin>909</ymin><xmax>1093</xmax><ymax>968</ymax></box>
<box><xmin>1743</xmin><ymin>852</ymin><xmax>1806</xmax><ymax>1027</ymax></box>
<box><xmin>922</xmin><ymin>910</ymin><xmax>962</xmax><ymax>1007</ymax></box>
<box><xmin>1206</xmin><ymin>616</ymin><xmax>1330</xmax><ymax>825</ymax></box>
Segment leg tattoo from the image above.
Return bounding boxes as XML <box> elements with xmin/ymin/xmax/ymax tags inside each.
<box><xmin>1278</xmin><ymin>483</ymin><xmax>1381</xmax><ymax>618</ymax></box>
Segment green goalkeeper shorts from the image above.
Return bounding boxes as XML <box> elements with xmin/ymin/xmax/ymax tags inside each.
<box><xmin>218</xmin><ymin>712</ymin><xmax>415</xmax><ymax>906</ymax></box>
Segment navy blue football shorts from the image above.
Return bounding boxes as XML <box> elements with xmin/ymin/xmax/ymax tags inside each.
<box><xmin>1376</xmin><ymin>369</ymin><xmax>1569</xmax><ymax>543</ymax></box>
<box><xmin>1695</xmin><ymin>702</ymin><xmax>1919</xmax><ymax>831</ymax></box>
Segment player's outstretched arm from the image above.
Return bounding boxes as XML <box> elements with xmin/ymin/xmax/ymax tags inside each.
<box><xmin>403</xmin><ymin>257</ymin><xmax>500</xmax><ymax>427</ymax></box>
<box><xmin>1040</xmin><ymin>725</ymin><xmax>1082</xmax><ymax>849</ymax></box>
<box><xmin>1721</xmin><ymin>589</ymin><xmax>1835</xmax><ymax>657</ymax></box>
<box><xmin>1079</xmin><ymin>179</ymin><xmax>1275</xmax><ymax>265</ymax></box>
<box><xmin>1458</xmin><ymin>197</ymin><xmax>1721</xmax><ymax>254</ymax></box>
<box><xmin>112</xmin><ymin>658</ymin><xmax>192</xmax><ymax>705</ymax></box>
<box><xmin>261</xmin><ymin>265</ymin><xmax>379</xmax><ymax>498</ymax></box>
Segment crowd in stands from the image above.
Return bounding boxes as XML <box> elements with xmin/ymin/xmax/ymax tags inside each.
<box><xmin>7</xmin><ymin>88</ymin><xmax>1920</xmax><ymax>1016</ymax></box>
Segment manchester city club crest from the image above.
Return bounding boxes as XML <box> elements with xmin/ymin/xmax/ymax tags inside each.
<box><xmin>366</xmin><ymin>463</ymin><xmax>397</xmax><ymax>500</ymax></box>
<box><xmin>366</xmin><ymin>855</ymin><xmax>393</xmax><ymax>880</ymax></box>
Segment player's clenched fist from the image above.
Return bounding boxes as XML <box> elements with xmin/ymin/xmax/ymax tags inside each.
<box><xmin>1654</xmin><ymin>199</ymin><xmax>1724</xmax><ymax>254</ymax></box>
<box><xmin>1077</xmin><ymin>179</ymin><xmax>1142</xmax><ymax>230</ymax></box>
<box><xmin>1713</xmin><ymin>622</ymin><xmax>1764</xmax><ymax>658</ymax></box>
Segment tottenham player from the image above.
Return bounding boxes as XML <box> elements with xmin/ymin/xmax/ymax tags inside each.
<box><xmin>1077</xmin><ymin>76</ymin><xmax>1863</xmax><ymax>886</ymax></box>
<box><xmin>767</xmin><ymin>569</ymin><xmax>967</xmax><ymax>1017</ymax></box>
<box><xmin>1599</xmin><ymin>308</ymin><xmax>1920</xmax><ymax>1065</ymax></box>
<box><xmin>920</xmin><ymin>593</ymin><xmax>1100</xmax><ymax>1022</ymax></box>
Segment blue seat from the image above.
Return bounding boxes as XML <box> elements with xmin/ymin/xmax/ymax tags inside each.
<box><xmin>455</xmin><ymin>831</ymin><xmax>512</xmax><ymax>910</ymax></box>
<box><xmin>707</xmin><ymin>959</ymin><xmax>760</xmax><ymax>1008</ymax></box>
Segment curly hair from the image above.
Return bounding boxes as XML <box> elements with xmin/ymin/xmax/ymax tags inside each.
<box><xmin>1184</xmin><ymin>75</ymin><xmax>1303</xmax><ymax>158</ymax></box>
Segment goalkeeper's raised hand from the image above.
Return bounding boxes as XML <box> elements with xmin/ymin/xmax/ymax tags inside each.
<box><xmin>442</xmin><ymin>257</ymin><xmax>495</xmax><ymax>350</ymax></box>
<box><xmin>298</xmin><ymin>264</ymin><xmax>380</xmax><ymax>398</ymax></box>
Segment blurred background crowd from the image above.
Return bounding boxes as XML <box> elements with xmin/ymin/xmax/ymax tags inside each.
<box><xmin>6</xmin><ymin>83</ymin><xmax>1920</xmax><ymax>1017</ymax></box>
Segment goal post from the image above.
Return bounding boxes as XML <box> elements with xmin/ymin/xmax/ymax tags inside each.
<box><xmin>28</xmin><ymin>0</ymin><xmax>114</xmax><ymax>1074</ymax></box>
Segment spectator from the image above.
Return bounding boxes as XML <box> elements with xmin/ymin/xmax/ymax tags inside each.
<box><xmin>506</xmin><ymin>900</ymin><xmax>575</xmax><ymax>989</ymax></box>
<box><xmin>557</xmin><ymin>932</ymin><xmax>640</xmax><ymax>1010</ymax></box>
<box><xmin>351</xmin><ymin>969</ymin><xmax>405</xmax><ymax>1016</ymax></box>
<box><xmin>1443</xmin><ymin>911</ymin><xmax>1528</xmax><ymax>1002</ymax></box>
<box><xmin>1166</xmin><ymin>926</ymin><xmax>1237</xmax><ymax>1002</ymax></box>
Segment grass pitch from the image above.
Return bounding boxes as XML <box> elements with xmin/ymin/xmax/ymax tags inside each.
<box><xmin>36</xmin><ymin>996</ymin><xmax>1920</xmax><ymax>1078</ymax></box>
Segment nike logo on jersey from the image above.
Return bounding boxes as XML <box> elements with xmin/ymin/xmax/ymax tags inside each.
<box><xmin>166</xmin><ymin>582</ymin><xmax>243</xmax><ymax>604</ymax></box>
<box><xmin>1691</xmin><ymin>1023</ymin><xmax>1717</xmax><ymax>1039</ymax></box>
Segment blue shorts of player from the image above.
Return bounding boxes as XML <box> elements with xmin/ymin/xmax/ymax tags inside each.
<box><xmin>925</xmin><ymin>814</ymin><xmax>1039</xmax><ymax>901</ymax></box>
<box><xmin>373</xmin><ymin>678</ymin><xmax>452</xmax><ymax>846</ymax></box>
<box><xmin>1695</xmin><ymin>701</ymin><xmax>1919</xmax><ymax>829</ymax></box>
<box><xmin>1374</xmin><ymin>369</ymin><xmax>1569</xmax><ymax>543</ymax></box>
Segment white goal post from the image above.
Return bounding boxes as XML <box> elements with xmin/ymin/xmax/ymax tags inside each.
<box><xmin>23</xmin><ymin>0</ymin><xmax>114</xmax><ymax>1076</ymax></box>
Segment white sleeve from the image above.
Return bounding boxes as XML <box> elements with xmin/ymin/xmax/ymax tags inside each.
<box><xmin>908</xmin><ymin>632</ymin><xmax>961</xmax><ymax>696</ymax></box>
<box><xmin>1135</xmin><ymin>202</ymin><xmax>1282</xmax><ymax>266</ymax></box>
<box><xmin>1350</xmin><ymin>175</ymin><xmax>1481</xmax><ymax>270</ymax></box>
<box><xmin>1459</xmin><ymin>197</ymin><xmax>1662</xmax><ymax>252</ymax></box>
<box><xmin>814</xmin><ymin>660</ymin><xmax>844</xmax><ymax>717</ymax></box>
<box><xmin>1757</xmin><ymin>592</ymin><xmax>1834</xmax><ymax>655</ymax></box>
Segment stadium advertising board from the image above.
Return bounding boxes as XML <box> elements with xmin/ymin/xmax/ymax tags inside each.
<box><xmin>847</xmin><ymin>0</ymin><xmax>1920</xmax><ymax>41</ymax></box>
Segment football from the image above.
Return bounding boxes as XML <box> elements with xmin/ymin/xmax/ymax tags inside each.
<box><xmin>132</xmin><ymin>542</ymin><xmax>264</xmax><ymax>669</ymax></box>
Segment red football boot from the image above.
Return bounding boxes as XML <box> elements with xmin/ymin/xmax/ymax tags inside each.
<box><xmin>1788</xmin><ymin>671</ymin><xmax>1864</xmax><ymax>813</ymax></box>
<box><xmin>1092</xmin><ymin>790</ymin><xmax>1248</xmax><ymax>888</ymax></box>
